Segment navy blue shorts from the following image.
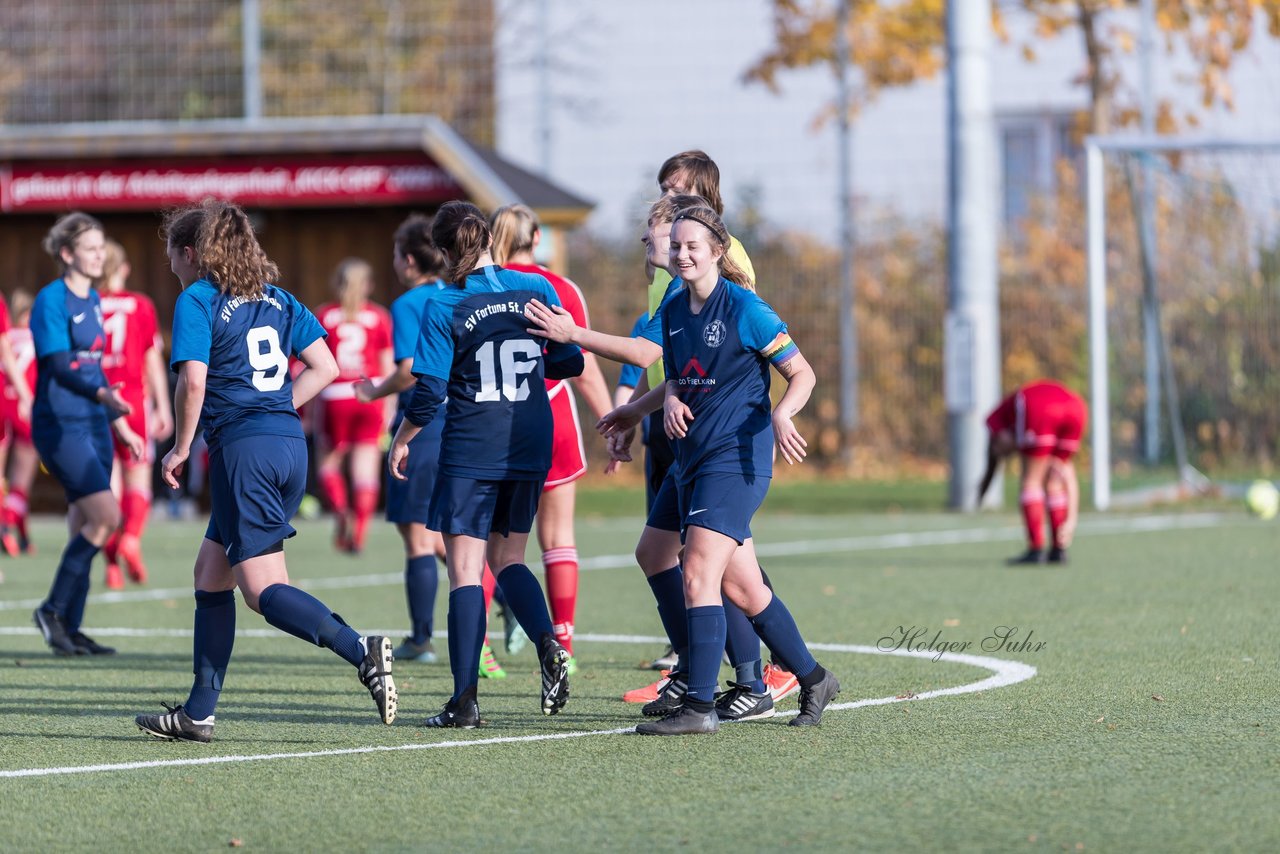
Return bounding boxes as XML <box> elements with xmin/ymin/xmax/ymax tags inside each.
<box><xmin>645</xmin><ymin>470</ymin><xmax>682</xmax><ymax>533</ymax></box>
<box><xmin>429</xmin><ymin>474</ymin><xmax>544</xmax><ymax>540</ymax></box>
<box><xmin>206</xmin><ymin>435</ymin><xmax>307</xmax><ymax>565</ymax></box>
<box><xmin>34</xmin><ymin>417</ymin><xmax>113</xmax><ymax>502</ymax></box>
<box><xmin>677</xmin><ymin>471</ymin><xmax>771</xmax><ymax>545</ymax></box>
<box><xmin>385</xmin><ymin>417</ymin><xmax>443</xmax><ymax>525</ymax></box>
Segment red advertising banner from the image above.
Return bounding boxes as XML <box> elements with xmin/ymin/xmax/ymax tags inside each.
<box><xmin>0</xmin><ymin>154</ymin><xmax>467</xmax><ymax>212</ymax></box>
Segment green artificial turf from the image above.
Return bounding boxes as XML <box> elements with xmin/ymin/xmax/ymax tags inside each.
<box><xmin>0</xmin><ymin>500</ymin><xmax>1276</xmax><ymax>852</ymax></box>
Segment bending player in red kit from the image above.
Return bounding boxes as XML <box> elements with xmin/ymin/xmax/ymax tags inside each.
<box><xmin>979</xmin><ymin>380</ymin><xmax>1087</xmax><ymax>565</ymax></box>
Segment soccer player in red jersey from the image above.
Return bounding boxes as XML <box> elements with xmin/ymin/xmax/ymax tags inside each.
<box><xmin>490</xmin><ymin>204</ymin><xmax>613</xmax><ymax>670</ymax></box>
<box><xmin>98</xmin><ymin>240</ymin><xmax>174</xmax><ymax>588</ymax></box>
<box><xmin>0</xmin><ymin>290</ymin><xmax>39</xmax><ymax>561</ymax></box>
<box><xmin>314</xmin><ymin>259</ymin><xmax>394</xmax><ymax>554</ymax></box>
<box><xmin>979</xmin><ymin>380</ymin><xmax>1088</xmax><ymax>565</ymax></box>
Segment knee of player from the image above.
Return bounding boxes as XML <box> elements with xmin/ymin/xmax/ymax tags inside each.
<box><xmin>635</xmin><ymin>540</ymin><xmax>674</xmax><ymax>575</ymax></box>
<box><xmin>682</xmin><ymin>568</ymin><xmax>723</xmax><ymax>603</ymax></box>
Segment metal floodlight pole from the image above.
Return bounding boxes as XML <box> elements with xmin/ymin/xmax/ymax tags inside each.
<box><xmin>242</xmin><ymin>0</ymin><xmax>263</xmax><ymax>121</ymax></box>
<box><xmin>1137</xmin><ymin>0</ymin><xmax>1161</xmax><ymax>464</ymax></box>
<box><xmin>835</xmin><ymin>0</ymin><xmax>859</xmax><ymax>449</ymax></box>
<box><xmin>537</xmin><ymin>0</ymin><xmax>552</xmax><ymax>175</ymax></box>
<box><xmin>945</xmin><ymin>0</ymin><xmax>1000</xmax><ymax>511</ymax></box>
<box><xmin>1085</xmin><ymin>140</ymin><xmax>1111</xmax><ymax>510</ymax></box>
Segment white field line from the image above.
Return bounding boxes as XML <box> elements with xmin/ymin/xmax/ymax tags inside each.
<box><xmin>0</xmin><ymin>635</ymin><xmax>1035</xmax><ymax>779</ymax></box>
<box><xmin>0</xmin><ymin>511</ymin><xmax>1232</xmax><ymax>614</ymax></box>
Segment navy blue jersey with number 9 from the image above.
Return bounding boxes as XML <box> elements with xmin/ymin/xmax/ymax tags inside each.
<box><xmin>412</xmin><ymin>265</ymin><xmax>581</xmax><ymax>480</ymax></box>
<box><xmin>170</xmin><ymin>279</ymin><xmax>326</xmax><ymax>451</ymax></box>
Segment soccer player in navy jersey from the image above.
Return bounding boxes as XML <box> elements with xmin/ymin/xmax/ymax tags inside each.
<box><xmin>30</xmin><ymin>212</ymin><xmax>144</xmax><ymax>657</ymax></box>
<box><xmin>134</xmin><ymin>200</ymin><xmax>395</xmax><ymax>743</ymax></box>
<box><xmin>355</xmin><ymin>214</ymin><xmax>449</xmax><ymax>664</ymax></box>
<box><xmin>490</xmin><ymin>204</ymin><xmax>615</xmax><ymax>673</ymax></box>
<box><xmin>388</xmin><ymin>200</ymin><xmax>583</xmax><ymax>728</ymax></box>
<box><xmin>527</xmin><ymin>196</ymin><xmax>803</xmax><ymax>723</ymax></box>
<box><xmin>636</xmin><ymin>203</ymin><xmax>839</xmax><ymax>734</ymax></box>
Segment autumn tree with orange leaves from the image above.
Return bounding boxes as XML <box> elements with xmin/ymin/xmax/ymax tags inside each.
<box><xmin>746</xmin><ymin>0</ymin><xmax>1280</xmax><ymax>135</ymax></box>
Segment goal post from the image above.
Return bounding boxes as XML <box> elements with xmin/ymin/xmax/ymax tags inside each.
<box><xmin>1085</xmin><ymin>135</ymin><xmax>1280</xmax><ymax>510</ymax></box>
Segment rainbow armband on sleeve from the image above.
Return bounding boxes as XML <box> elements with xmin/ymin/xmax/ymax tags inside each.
<box><xmin>762</xmin><ymin>332</ymin><xmax>799</xmax><ymax>368</ymax></box>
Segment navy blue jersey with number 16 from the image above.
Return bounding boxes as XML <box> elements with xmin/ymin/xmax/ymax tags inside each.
<box><xmin>170</xmin><ymin>279</ymin><xmax>326</xmax><ymax>452</ymax></box>
<box><xmin>412</xmin><ymin>265</ymin><xmax>581</xmax><ymax>481</ymax></box>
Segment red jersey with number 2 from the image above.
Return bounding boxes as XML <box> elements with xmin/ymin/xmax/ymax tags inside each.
<box><xmin>316</xmin><ymin>303</ymin><xmax>392</xmax><ymax>388</ymax></box>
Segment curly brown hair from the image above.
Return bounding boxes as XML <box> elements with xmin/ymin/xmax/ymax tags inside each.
<box><xmin>162</xmin><ymin>199</ymin><xmax>278</xmax><ymax>298</ymax></box>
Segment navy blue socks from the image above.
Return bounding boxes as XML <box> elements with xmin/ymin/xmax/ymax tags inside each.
<box><xmin>647</xmin><ymin>565</ymin><xmax>689</xmax><ymax>669</ymax></box>
<box><xmin>686</xmin><ymin>605</ymin><xmax>727</xmax><ymax>705</ymax></box>
<box><xmin>749</xmin><ymin>594</ymin><xmax>819</xmax><ymax>682</ymax></box>
<box><xmin>447</xmin><ymin>585</ymin><xmax>485</xmax><ymax>701</ymax></box>
<box><xmin>723</xmin><ymin>598</ymin><xmax>765</xmax><ymax>692</ymax></box>
<box><xmin>259</xmin><ymin>583</ymin><xmax>364</xmax><ymax>666</ymax></box>
<box><xmin>495</xmin><ymin>564</ymin><xmax>554</xmax><ymax>643</ymax></box>
<box><xmin>41</xmin><ymin>534</ymin><xmax>100</xmax><ymax>628</ymax></box>
<box><xmin>186</xmin><ymin>589</ymin><xmax>236</xmax><ymax>720</ymax></box>
<box><xmin>405</xmin><ymin>554</ymin><xmax>438</xmax><ymax>644</ymax></box>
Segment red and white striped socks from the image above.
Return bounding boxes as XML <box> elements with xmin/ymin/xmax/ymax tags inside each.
<box><xmin>543</xmin><ymin>547</ymin><xmax>578</xmax><ymax>654</ymax></box>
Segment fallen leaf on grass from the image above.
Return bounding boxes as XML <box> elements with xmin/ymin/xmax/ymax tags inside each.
<box><xmin>1151</xmin><ymin>694</ymin><xmax>1164</xmax><ymax>702</ymax></box>
<box><xmin>895</xmin><ymin>690</ymin><xmax>916</xmax><ymax>700</ymax></box>
<box><xmin>1094</xmin><ymin>716</ymin><xmax>1105</xmax><ymax>723</ymax></box>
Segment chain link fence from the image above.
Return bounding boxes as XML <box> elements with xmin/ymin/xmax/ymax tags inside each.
<box><xmin>0</xmin><ymin>1</ymin><xmax>495</xmax><ymax>144</ymax></box>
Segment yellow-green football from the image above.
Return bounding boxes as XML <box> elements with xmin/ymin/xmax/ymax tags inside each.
<box><xmin>1245</xmin><ymin>479</ymin><xmax>1279</xmax><ymax>520</ymax></box>
<box><xmin>297</xmin><ymin>493</ymin><xmax>322</xmax><ymax>521</ymax></box>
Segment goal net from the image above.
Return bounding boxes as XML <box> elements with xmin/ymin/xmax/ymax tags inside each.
<box><xmin>1086</xmin><ymin>137</ymin><xmax>1280</xmax><ymax>509</ymax></box>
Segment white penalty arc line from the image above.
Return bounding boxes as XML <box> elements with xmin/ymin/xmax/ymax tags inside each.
<box><xmin>0</xmin><ymin>511</ymin><xmax>1234</xmax><ymax>613</ymax></box>
<box><xmin>0</xmin><ymin>637</ymin><xmax>1034</xmax><ymax>779</ymax></box>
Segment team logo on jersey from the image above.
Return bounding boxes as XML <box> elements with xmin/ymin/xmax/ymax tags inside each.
<box><xmin>679</xmin><ymin>357</ymin><xmax>715</xmax><ymax>389</ymax></box>
<box><xmin>703</xmin><ymin>320</ymin><xmax>727</xmax><ymax>348</ymax></box>
<box><xmin>681</xmin><ymin>358</ymin><xmax>707</xmax><ymax>378</ymax></box>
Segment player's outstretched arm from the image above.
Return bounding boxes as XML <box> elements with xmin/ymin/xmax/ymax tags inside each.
<box><xmin>355</xmin><ymin>355</ymin><xmax>415</xmax><ymax>402</ymax></box>
<box><xmin>572</xmin><ymin>352</ymin><xmax>615</xmax><ymax>421</ymax></box>
<box><xmin>599</xmin><ymin>383</ymin><xmax>664</xmax><ymax>437</ymax></box>
<box><xmin>525</xmin><ymin>299</ymin><xmax>662</xmax><ymax>368</ymax></box>
<box><xmin>163</xmin><ymin>360</ymin><xmax>207</xmax><ymax>489</ymax></box>
<box><xmin>292</xmin><ymin>339</ymin><xmax>339</xmax><ymax>410</ymax></box>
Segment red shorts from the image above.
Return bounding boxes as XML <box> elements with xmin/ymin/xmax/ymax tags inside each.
<box><xmin>112</xmin><ymin>389</ymin><xmax>155</xmax><ymax>466</ymax></box>
<box><xmin>1017</xmin><ymin>389</ymin><xmax>1087</xmax><ymax>461</ymax></box>
<box><xmin>544</xmin><ymin>383</ymin><xmax>586</xmax><ymax>491</ymax></box>
<box><xmin>321</xmin><ymin>394</ymin><xmax>385</xmax><ymax>449</ymax></box>
<box><xmin>0</xmin><ymin>393</ymin><xmax>31</xmax><ymax>444</ymax></box>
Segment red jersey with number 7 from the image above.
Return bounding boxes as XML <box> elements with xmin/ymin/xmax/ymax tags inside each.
<box><xmin>99</xmin><ymin>291</ymin><xmax>160</xmax><ymax>394</ymax></box>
